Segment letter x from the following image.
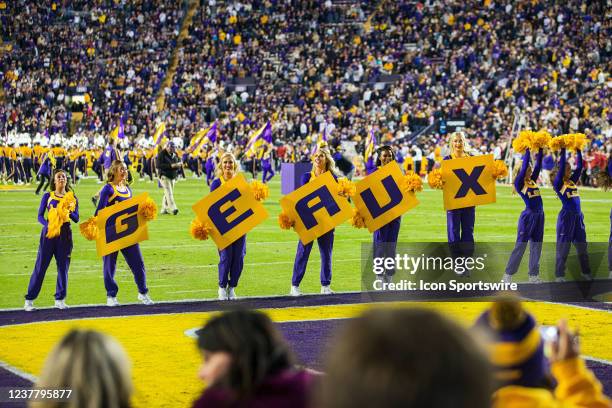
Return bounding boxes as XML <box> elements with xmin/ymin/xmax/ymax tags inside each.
<box><xmin>453</xmin><ymin>166</ymin><xmax>486</xmax><ymax>198</ymax></box>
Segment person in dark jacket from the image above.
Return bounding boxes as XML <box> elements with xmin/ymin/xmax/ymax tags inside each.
<box><xmin>157</xmin><ymin>141</ymin><xmax>181</xmax><ymax>215</ymax></box>
<box><xmin>192</xmin><ymin>310</ymin><xmax>316</xmax><ymax>408</ymax></box>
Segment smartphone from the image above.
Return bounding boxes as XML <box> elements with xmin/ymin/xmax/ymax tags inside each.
<box><xmin>540</xmin><ymin>325</ymin><xmax>559</xmax><ymax>343</ymax></box>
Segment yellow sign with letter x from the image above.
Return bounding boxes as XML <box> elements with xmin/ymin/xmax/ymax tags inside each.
<box><xmin>441</xmin><ymin>154</ymin><xmax>496</xmax><ymax>210</ymax></box>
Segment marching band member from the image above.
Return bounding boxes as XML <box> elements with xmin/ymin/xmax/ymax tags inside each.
<box><xmin>260</xmin><ymin>144</ymin><xmax>275</xmax><ymax>183</ymax></box>
<box><xmin>95</xmin><ymin>160</ymin><xmax>154</xmax><ymax>306</ymax></box>
<box><xmin>24</xmin><ymin>170</ymin><xmax>79</xmax><ymax>311</ymax></box>
<box><xmin>551</xmin><ymin>146</ymin><xmax>591</xmax><ymax>282</ymax></box>
<box><xmin>210</xmin><ymin>153</ymin><xmax>246</xmax><ymax>300</ymax></box>
<box><xmin>290</xmin><ymin>148</ymin><xmax>338</xmax><ymax>296</ymax></box>
<box><xmin>503</xmin><ymin>148</ymin><xmax>544</xmax><ymax>283</ymax></box>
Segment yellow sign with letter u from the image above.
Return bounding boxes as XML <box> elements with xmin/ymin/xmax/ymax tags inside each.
<box><xmin>96</xmin><ymin>193</ymin><xmax>149</xmax><ymax>257</ymax></box>
<box><xmin>442</xmin><ymin>154</ymin><xmax>496</xmax><ymax>210</ymax></box>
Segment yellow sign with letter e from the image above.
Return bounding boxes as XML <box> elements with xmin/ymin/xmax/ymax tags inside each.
<box><xmin>192</xmin><ymin>174</ymin><xmax>268</xmax><ymax>250</ymax></box>
<box><xmin>353</xmin><ymin>161</ymin><xmax>419</xmax><ymax>232</ymax></box>
<box><xmin>280</xmin><ymin>171</ymin><xmax>353</xmax><ymax>245</ymax></box>
<box><xmin>441</xmin><ymin>154</ymin><xmax>496</xmax><ymax>211</ymax></box>
<box><xmin>96</xmin><ymin>193</ymin><xmax>150</xmax><ymax>257</ymax></box>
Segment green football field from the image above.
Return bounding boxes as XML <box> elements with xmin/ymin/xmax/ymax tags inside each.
<box><xmin>0</xmin><ymin>174</ymin><xmax>610</xmax><ymax>309</ymax></box>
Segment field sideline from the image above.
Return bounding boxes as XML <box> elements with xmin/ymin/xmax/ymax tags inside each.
<box><xmin>0</xmin><ymin>174</ymin><xmax>610</xmax><ymax>309</ymax></box>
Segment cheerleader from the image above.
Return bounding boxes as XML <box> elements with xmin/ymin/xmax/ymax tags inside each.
<box><xmin>551</xmin><ymin>147</ymin><xmax>591</xmax><ymax>282</ymax></box>
<box><xmin>25</xmin><ymin>170</ymin><xmax>79</xmax><ymax>311</ymax></box>
<box><xmin>96</xmin><ymin>160</ymin><xmax>153</xmax><ymax>306</ymax></box>
<box><xmin>445</xmin><ymin>131</ymin><xmax>477</xmax><ymax>262</ymax></box>
<box><xmin>373</xmin><ymin>146</ymin><xmax>401</xmax><ymax>283</ymax></box>
<box><xmin>210</xmin><ymin>153</ymin><xmax>246</xmax><ymax>300</ymax></box>
<box><xmin>503</xmin><ymin>148</ymin><xmax>544</xmax><ymax>283</ymax></box>
<box><xmin>290</xmin><ymin>148</ymin><xmax>338</xmax><ymax>296</ymax></box>
<box><xmin>261</xmin><ymin>145</ymin><xmax>275</xmax><ymax>183</ymax></box>
<box><xmin>204</xmin><ymin>146</ymin><xmax>216</xmax><ymax>186</ymax></box>
<box><xmin>35</xmin><ymin>151</ymin><xmax>55</xmax><ymax>195</ymax></box>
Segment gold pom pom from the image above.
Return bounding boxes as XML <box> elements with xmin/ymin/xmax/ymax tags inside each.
<box><xmin>190</xmin><ymin>218</ymin><xmax>212</xmax><ymax>240</ymax></box>
<box><xmin>548</xmin><ymin>136</ymin><xmax>566</xmax><ymax>151</ymax></box>
<box><xmin>79</xmin><ymin>216</ymin><xmax>99</xmax><ymax>241</ymax></box>
<box><xmin>278</xmin><ymin>211</ymin><xmax>295</xmax><ymax>230</ymax></box>
<box><xmin>139</xmin><ymin>198</ymin><xmax>158</xmax><ymax>221</ymax></box>
<box><xmin>427</xmin><ymin>169</ymin><xmax>444</xmax><ymax>189</ymax></box>
<box><xmin>531</xmin><ymin>130</ymin><xmax>552</xmax><ymax>149</ymax></box>
<box><xmin>350</xmin><ymin>208</ymin><xmax>367</xmax><ymax>229</ymax></box>
<box><xmin>60</xmin><ymin>192</ymin><xmax>76</xmax><ymax>213</ymax></box>
<box><xmin>513</xmin><ymin>130</ymin><xmax>535</xmax><ymax>154</ymax></box>
<box><xmin>249</xmin><ymin>180</ymin><xmax>270</xmax><ymax>201</ymax></box>
<box><xmin>45</xmin><ymin>207</ymin><xmax>62</xmax><ymax>238</ymax></box>
<box><xmin>336</xmin><ymin>177</ymin><xmax>356</xmax><ymax>198</ymax></box>
<box><xmin>568</xmin><ymin>133</ymin><xmax>588</xmax><ymax>150</ymax></box>
<box><xmin>491</xmin><ymin>160</ymin><xmax>508</xmax><ymax>180</ymax></box>
<box><xmin>402</xmin><ymin>173</ymin><xmax>423</xmax><ymax>193</ymax></box>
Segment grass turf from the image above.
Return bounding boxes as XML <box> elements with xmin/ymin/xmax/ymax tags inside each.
<box><xmin>0</xmin><ymin>174</ymin><xmax>610</xmax><ymax>309</ymax></box>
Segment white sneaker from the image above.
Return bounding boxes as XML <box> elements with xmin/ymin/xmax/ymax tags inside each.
<box><xmin>138</xmin><ymin>293</ymin><xmax>154</xmax><ymax>305</ymax></box>
<box><xmin>289</xmin><ymin>286</ymin><xmax>301</xmax><ymax>296</ymax></box>
<box><xmin>228</xmin><ymin>287</ymin><xmax>237</xmax><ymax>300</ymax></box>
<box><xmin>218</xmin><ymin>287</ymin><xmax>228</xmax><ymax>300</ymax></box>
<box><xmin>321</xmin><ymin>285</ymin><xmax>334</xmax><ymax>295</ymax></box>
<box><xmin>502</xmin><ymin>274</ymin><xmax>512</xmax><ymax>283</ymax></box>
<box><xmin>24</xmin><ymin>300</ymin><xmax>35</xmax><ymax>312</ymax></box>
<box><xmin>555</xmin><ymin>277</ymin><xmax>566</xmax><ymax>283</ymax></box>
<box><xmin>106</xmin><ymin>297</ymin><xmax>119</xmax><ymax>307</ymax></box>
<box><xmin>54</xmin><ymin>299</ymin><xmax>69</xmax><ymax>309</ymax></box>
<box><xmin>528</xmin><ymin>275</ymin><xmax>542</xmax><ymax>284</ymax></box>
<box><xmin>581</xmin><ymin>273</ymin><xmax>593</xmax><ymax>281</ymax></box>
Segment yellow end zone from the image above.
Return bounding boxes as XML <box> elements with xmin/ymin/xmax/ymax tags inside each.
<box><xmin>0</xmin><ymin>301</ymin><xmax>610</xmax><ymax>408</ymax></box>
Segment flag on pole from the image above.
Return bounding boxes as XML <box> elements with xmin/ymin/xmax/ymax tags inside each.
<box><xmin>245</xmin><ymin>121</ymin><xmax>271</xmax><ymax>157</ymax></box>
<box><xmin>153</xmin><ymin>122</ymin><xmax>167</xmax><ymax>145</ymax></box>
<box><xmin>109</xmin><ymin>117</ymin><xmax>125</xmax><ymax>141</ymax></box>
<box><xmin>310</xmin><ymin>123</ymin><xmax>330</xmax><ymax>156</ymax></box>
<box><xmin>364</xmin><ymin>127</ymin><xmax>377</xmax><ymax>162</ymax></box>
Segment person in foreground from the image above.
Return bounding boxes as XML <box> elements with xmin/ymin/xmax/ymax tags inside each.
<box><xmin>192</xmin><ymin>309</ymin><xmax>315</xmax><ymax>408</ymax></box>
<box><xmin>474</xmin><ymin>295</ymin><xmax>610</xmax><ymax>408</ymax></box>
<box><xmin>318</xmin><ymin>308</ymin><xmax>493</xmax><ymax>408</ymax></box>
<box><xmin>29</xmin><ymin>329</ymin><xmax>133</xmax><ymax>408</ymax></box>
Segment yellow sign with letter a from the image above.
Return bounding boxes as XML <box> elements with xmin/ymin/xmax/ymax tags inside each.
<box><xmin>353</xmin><ymin>161</ymin><xmax>419</xmax><ymax>232</ymax></box>
<box><xmin>280</xmin><ymin>171</ymin><xmax>353</xmax><ymax>245</ymax></box>
<box><xmin>192</xmin><ymin>174</ymin><xmax>268</xmax><ymax>250</ymax></box>
<box><xmin>96</xmin><ymin>193</ymin><xmax>150</xmax><ymax>257</ymax></box>
<box><xmin>441</xmin><ymin>154</ymin><xmax>496</xmax><ymax>211</ymax></box>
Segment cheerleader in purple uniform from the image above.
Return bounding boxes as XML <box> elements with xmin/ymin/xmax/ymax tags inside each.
<box><xmin>372</xmin><ymin>146</ymin><xmax>401</xmax><ymax>283</ymax></box>
<box><xmin>444</xmin><ymin>132</ymin><xmax>476</xmax><ymax>262</ymax></box>
<box><xmin>210</xmin><ymin>153</ymin><xmax>246</xmax><ymax>300</ymax></box>
<box><xmin>503</xmin><ymin>148</ymin><xmax>544</xmax><ymax>283</ymax></box>
<box><xmin>25</xmin><ymin>170</ymin><xmax>79</xmax><ymax>311</ymax></box>
<box><xmin>35</xmin><ymin>151</ymin><xmax>54</xmax><ymax>195</ymax></box>
<box><xmin>261</xmin><ymin>145</ymin><xmax>275</xmax><ymax>183</ymax></box>
<box><xmin>96</xmin><ymin>160</ymin><xmax>154</xmax><ymax>306</ymax></box>
<box><xmin>551</xmin><ymin>147</ymin><xmax>591</xmax><ymax>282</ymax></box>
<box><xmin>290</xmin><ymin>148</ymin><xmax>338</xmax><ymax>296</ymax></box>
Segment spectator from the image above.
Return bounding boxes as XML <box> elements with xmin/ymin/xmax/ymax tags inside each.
<box><xmin>319</xmin><ymin>308</ymin><xmax>493</xmax><ymax>408</ymax></box>
<box><xmin>31</xmin><ymin>329</ymin><xmax>132</xmax><ymax>408</ymax></box>
<box><xmin>192</xmin><ymin>309</ymin><xmax>315</xmax><ymax>408</ymax></box>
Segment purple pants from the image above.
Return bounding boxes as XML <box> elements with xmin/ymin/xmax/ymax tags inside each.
<box><xmin>218</xmin><ymin>235</ymin><xmax>246</xmax><ymax>288</ymax></box>
<box><xmin>447</xmin><ymin>206</ymin><xmax>475</xmax><ymax>257</ymax></box>
<box><xmin>555</xmin><ymin>209</ymin><xmax>590</xmax><ymax>277</ymax></box>
<box><xmin>505</xmin><ymin>209</ymin><xmax>544</xmax><ymax>276</ymax></box>
<box><xmin>103</xmin><ymin>244</ymin><xmax>148</xmax><ymax>297</ymax></box>
<box><xmin>262</xmin><ymin>165</ymin><xmax>275</xmax><ymax>183</ymax></box>
<box><xmin>26</xmin><ymin>225</ymin><xmax>72</xmax><ymax>301</ymax></box>
<box><xmin>292</xmin><ymin>230</ymin><xmax>334</xmax><ymax>286</ymax></box>
<box><xmin>373</xmin><ymin>217</ymin><xmax>401</xmax><ymax>276</ymax></box>
<box><xmin>205</xmin><ymin>160</ymin><xmax>215</xmax><ymax>185</ymax></box>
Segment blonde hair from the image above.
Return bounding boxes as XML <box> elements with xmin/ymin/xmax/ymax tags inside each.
<box><xmin>31</xmin><ymin>330</ymin><xmax>132</xmax><ymax>408</ymax></box>
<box><xmin>311</xmin><ymin>148</ymin><xmax>338</xmax><ymax>176</ymax></box>
<box><xmin>449</xmin><ymin>131</ymin><xmax>476</xmax><ymax>157</ymax></box>
<box><xmin>215</xmin><ymin>152</ymin><xmax>239</xmax><ymax>178</ymax></box>
<box><xmin>106</xmin><ymin>160</ymin><xmax>127</xmax><ymax>183</ymax></box>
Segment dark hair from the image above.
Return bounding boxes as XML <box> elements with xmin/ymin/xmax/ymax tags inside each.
<box><xmin>196</xmin><ymin>310</ymin><xmax>294</xmax><ymax>400</ymax></box>
<box><xmin>49</xmin><ymin>170</ymin><xmax>72</xmax><ymax>193</ymax></box>
<box><xmin>375</xmin><ymin>145</ymin><xmax>395</xmax><ymax>167</ymax></box>
<box><xmin>319</xmin><ymin>308</ymin><xmax>493</xmax><ymax>408</ymax></box>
